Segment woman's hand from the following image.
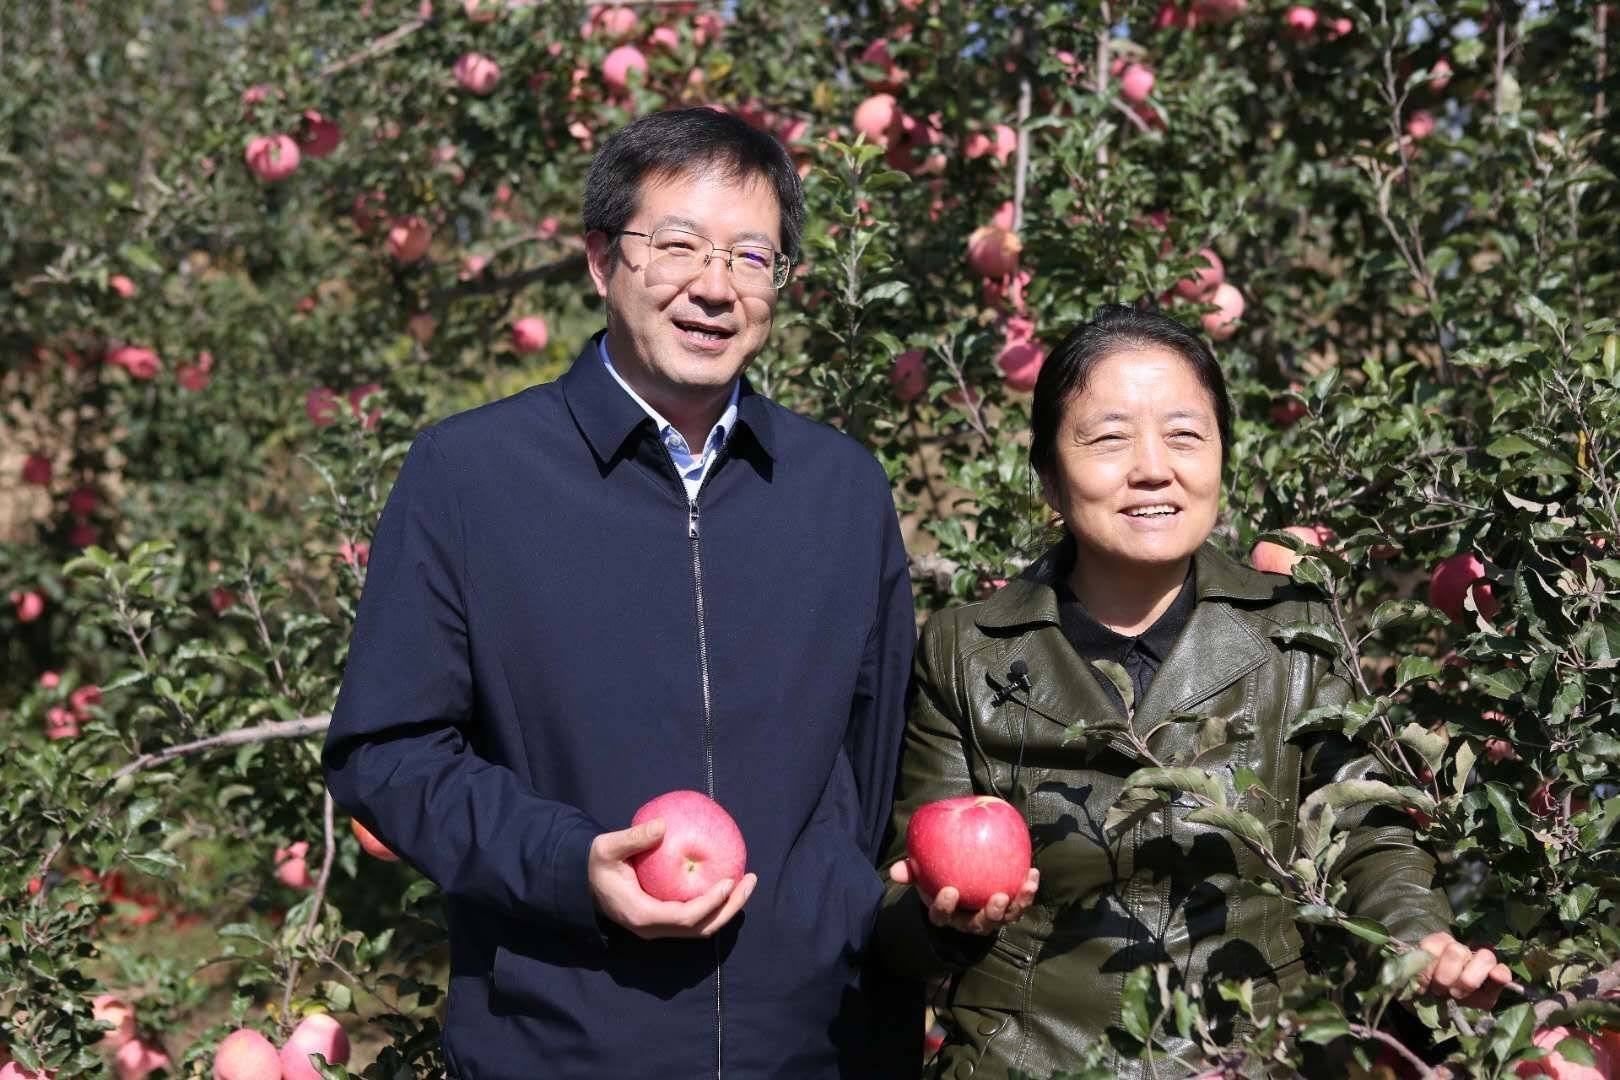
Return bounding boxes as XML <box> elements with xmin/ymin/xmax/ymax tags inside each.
<box><xmin>1414</xmin><ymin>932</ymin><xmax>1512</xmax><ymax>1009</ymax></box>
<box><xmin>889</xmin><ymin>859</ymin><xmax>1040</xmax><ymax>936</ymax></box>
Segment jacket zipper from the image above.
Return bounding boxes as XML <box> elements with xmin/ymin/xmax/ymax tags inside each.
<box><xmin>664</xmin><ymin>441</ymin><xmax>725</xmax><ymax>1080</ymax></box>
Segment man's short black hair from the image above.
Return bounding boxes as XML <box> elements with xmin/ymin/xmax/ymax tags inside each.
<box><xmin>583</xmin><ymin>107</ymin><xmax>806</xmax><ymax>265</ymax></box>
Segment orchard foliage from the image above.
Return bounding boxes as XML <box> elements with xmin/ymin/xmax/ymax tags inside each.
<box><xmin>2</xmin><ymin>0</ymin><xmax>1618</xmax><ymax>1076</ymax></box>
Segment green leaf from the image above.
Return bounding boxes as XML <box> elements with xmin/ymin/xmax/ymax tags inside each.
<box><xmin>1394</xmin><ymin>655</ymin><xmax>1442</xmax><ymax>688</ymax></box>
<box><xmin>1368</xmin><ymin>599</ymin><xmax>1440</xmax><ymax>631</ymax></box>
<box><xmin>1299</xmin><ymin>1019</ymin><xmax>1351</xmax><ymax>1044</ymax></box>
<box><xmin>1091</xmin><ymin>660</ymin><xmax>1134</xmax><ymax>715</ymax></box>
<box><xmin>1270</xmin><ymin>621</ymin><xmax>1343</xmax><ymax>657</ymax></box>
<box><xmin>1522</xmin><ymin>294</ymin><xmax>1563</xmax><ymax>336</ymax></box>
<box><xmin>1336</xmin><ymin>916</ymin><xmax>1393</xmax><ymax>947</ymax></box>
<box><xmin>1119</xmin><ymin>966</ymin><xmax>1153</xmax><ymax>1044</ymax></box>
<box><xmin>1554</xmin><ymin>1036</ymin><xmax>1597</xmax><ymax>1068</ymax></box>
<box><xmin>860</xmin><ymin>280</ymin><xmax>910</xmax><ymax>305</ymax></box>
<box><xmin>1473</xmin><ymin>668</ymin><xmax>1527</xmax><ymax>700</ymax></box>
<box><xmin>125</xmin><ymin>851</ymin><xmax>182</xmax><ymax>876</ymax></box>
<box><xmin>1395</xmin><ymin>722</ymin><xmax>1448</xmax><ymax>772</ymax></box>
<box><xmin>1485</xmin><ymin>782</ymin><xmax>1528</xmax><ymax>846</ymax></box>
<box><xmin>1485</xmin><ymin>1003</ymin><xmax>1537</xmax><ymax>1063</ymax></box>
<box><xmin>1300</xmin><ymin>778</ymin><xmax>1432</xmax><ymax>820</ymax></box>
<box><xmin>1299</xmin><ymin>799</ymin><xmax>1338</xmax><ymax>861</ymax></box>
<box><xmin>1121</xmin><ymin>767</ymin><xmax>1226</xmax><ymax>807</ymax></box>
<box><xmin>1377</xmin><ymin>948</ymin><xmax>1434</xmax><ymax>992</ymax></box>
<box><xmin>1486</xmin><ymin>434</ymin><xmax>1544</xmax><ymax>459</ymax></box>
<box><xmin>1185</xmin><ymin>807</ymin><xmax>1272</xmax><ymax>852</ymax></box>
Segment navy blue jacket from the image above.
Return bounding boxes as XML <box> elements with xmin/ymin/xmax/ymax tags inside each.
<box><xmin>323</xmin><ymin>337</ymin><xmax>919</xmax><ymax>1078</ymax></box>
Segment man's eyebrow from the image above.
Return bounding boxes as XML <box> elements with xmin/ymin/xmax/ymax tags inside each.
<box><xmin>652</xmin><ymin>215</ymin><xmax>778</xmax><ymax>248</ymax></box>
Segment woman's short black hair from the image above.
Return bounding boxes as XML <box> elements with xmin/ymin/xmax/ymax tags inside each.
<box><xmin>582</xmin><ymin>107</ymin><xmax>806</xmax><ymax>264</ymax></box>
<box><xmin>1029</xmin><ymin>304</ymin><xmax>1234</xmax><ymax>481</ymax></box>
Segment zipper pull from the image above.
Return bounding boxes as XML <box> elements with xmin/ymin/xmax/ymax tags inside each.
<box><xmin>688</xmin><ymin>501</ymin><xmax>699</xmax><ymax>539</ymax></box>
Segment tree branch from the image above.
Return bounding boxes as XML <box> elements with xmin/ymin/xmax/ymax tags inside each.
<box><xmin>318</xmin><ymin>17</ymin><xmax>428</xmax><ymax>81</ymax></box>
<box><xmin>428</xmin><ymin>252</ymin><xmax>587</xmax><ymax>304</ymax></box>
<box><xmin>111</xmin><ymin>715</ymin><xmax>330</xmax><ymax>782</ymax></box>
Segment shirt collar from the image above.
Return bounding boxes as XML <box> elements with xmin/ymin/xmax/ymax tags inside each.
<box><xmin>600</xmin><ymin>336</ymin><xmax>740</xmax><ymax>455</ymax></box>
<box><xmin>559</xmin><ymin>334</ymin><xmax>777</xmax><ymax>467</ymax></box>
<box><xmin>1054</xmin><ymin>564</ymin><xmax>1197</xmax><ymax>663</ymax></box>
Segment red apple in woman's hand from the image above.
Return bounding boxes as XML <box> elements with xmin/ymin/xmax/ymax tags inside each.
<box><xmin>906</xmin><ymin>795</ymin><xmax>1032</xmax><ymax>911</ymax></box>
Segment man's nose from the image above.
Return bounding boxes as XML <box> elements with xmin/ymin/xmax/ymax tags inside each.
<box><xmin>686</xmin><ymin>251</ymin><xmax>739</xmax><ymax>305</ymax></box>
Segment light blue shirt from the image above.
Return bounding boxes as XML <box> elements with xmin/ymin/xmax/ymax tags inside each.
<box><xmin>601</xmin><ymin>341</ymin><xmax>740</xmax><ymax>501</ymax></box>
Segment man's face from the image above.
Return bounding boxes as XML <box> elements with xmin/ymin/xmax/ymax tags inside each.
<box><xmin>587</xmin><ymin>168</ymin><xmax>783</xmax><ymax>413</ymax></box>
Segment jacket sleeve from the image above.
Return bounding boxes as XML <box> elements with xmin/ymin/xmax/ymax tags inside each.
<box><xmin>322</xmin><ymin>432</ymin><xmax>603</xmax><ymax>935</ymax></box>
<box><xmin>846</xmin><ymin>484</ymin><xmax>920</xmax><ymax>865</ymax></box>
<box><xmin>1298</xmin><ymin>638</ymin><xmax>1453</xmax><ymax>945</ymax></box>
<box><xmin>871</xmin><ymin>608</ymin><xmax>998</xmax><ymax>979</ymax></box>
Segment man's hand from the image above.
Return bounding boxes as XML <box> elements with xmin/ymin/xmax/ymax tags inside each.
<box><xmin>1414</xmin><ymin>932</ymin><xmax>1512</xmax><ymax>1009</ymax></box>
<box><xmin>589</xmin><ymin>820</ymin><xmax>757</xmax><ymax>940</ymax></box>
<box><xmin>889</xmin><ymin>858</ymin><xmax>1040</xmax><ymax>936</ymax></box>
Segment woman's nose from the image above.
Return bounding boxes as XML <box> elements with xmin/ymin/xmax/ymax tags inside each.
<box><xmin>1128</xmin><ymin>439</ymin><xmax>1174</xmax><ymax>484</ymax></box>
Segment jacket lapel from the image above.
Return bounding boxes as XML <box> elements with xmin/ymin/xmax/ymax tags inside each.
<box><xmin>974</xmin><ymin>541</ymin><xmax>1284</xmax><ymax>758</ymax></box>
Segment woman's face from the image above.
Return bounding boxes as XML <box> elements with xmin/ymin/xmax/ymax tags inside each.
<box><xmin>1041</xmin><ymin>347</ymin><xmax>1223</xmax><ymax>574</ymax></box>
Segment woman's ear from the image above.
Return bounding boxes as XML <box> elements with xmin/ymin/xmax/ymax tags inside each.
<box><xmin>1037</xmin><ymin>469</ymin><xmax>1062</xmax><ymax>522</ymax></box>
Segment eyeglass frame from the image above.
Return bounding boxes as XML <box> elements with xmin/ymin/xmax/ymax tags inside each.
<box><xmin>616</xmin><ymin>227</ymin><xmax>793</xmax><ymax>291</ymax></box>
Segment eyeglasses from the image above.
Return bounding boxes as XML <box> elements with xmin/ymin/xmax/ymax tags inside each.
<box><xmin>617</xmin><ymin>226</ymin><xmax>792</xmax><ymax>292</ymax></box>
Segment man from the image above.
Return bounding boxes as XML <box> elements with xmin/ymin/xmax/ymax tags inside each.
<box><xmin>323</xmin><ymin>107</ymin><xmax>918</xmax><ymax>1078</ymax></box>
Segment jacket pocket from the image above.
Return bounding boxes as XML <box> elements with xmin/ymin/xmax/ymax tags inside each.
<box><xmin>949</xmin><ymin>936</ymin><xmax>1033</xmax><ymax>1010</ymax></box>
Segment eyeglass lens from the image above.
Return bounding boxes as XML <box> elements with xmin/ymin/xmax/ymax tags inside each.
<box><xmin>641</xmin><ymin>227</ymin><xmax>785</xmax><ymax>290</ymax></box>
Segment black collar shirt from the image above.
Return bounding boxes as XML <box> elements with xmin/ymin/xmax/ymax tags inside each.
<box><xmin>1054</xmin><ymin>566</ymin><xmax>1197</xmax><ymax>717</ymax></box>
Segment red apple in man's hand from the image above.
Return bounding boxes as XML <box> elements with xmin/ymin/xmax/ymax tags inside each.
<box><xmin>906</xmin><ymin>795</ymin><xmax>1032</xmax><ymax>911</ymax></box>
<box><xmin>629</xmin><ymin>790</ymin><xmax>748</xmax><ymax>902</ymax></box>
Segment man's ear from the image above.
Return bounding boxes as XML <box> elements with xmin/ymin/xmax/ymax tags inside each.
<box><xmin>584</xmin><ymin>231</ymin><xmax>613</xmax><ymax>298</ymax></box>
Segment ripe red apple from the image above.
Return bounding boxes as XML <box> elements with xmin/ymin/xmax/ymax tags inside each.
<box><xmin>968</xmin><ymin>226</ymin><xmax>1022</xmax><ymax>279</ymax></box>
<box><xmin>350</xmin><ymin>818</ymin><xmax>399</xmax><ymax>861</ymax></box>
<box><xmin>21</xmin><ymin>454</ymin><xmax>51</xmax><ymax>487</ymax></box>
<box><xmin>39</xmin><ymin>671</ymin><xmax>60</xmax><ymax>689</ymax></box>
<box><xmin>1193</xmin><ymin>0</ymin><xmax>1247</xmax><ymax>22</ymax></box>
<box><xmin>1514</xmin><ymin>1025</ymin><xmax>1611</xmax><ymax>1078</ymax></box>
<box><xmin>279</xmin><ymin>1013</ymin><xmax>350</xmax><ymax>1080</ymax></box>
<box><xmin>998</xmin><ymin>318</ymin><xmax>1043</xmax><ymax>392</ymax></box>
<box><xmin>211</xmin><ymin>587</ymin><xmax>238</xmax><ymax>615</ymax></box>
<box><xmin>339</xmin><ymin>541</ymin><xmax>370</xmax><ymax>568</ymax></box>
<box><xmin>1429</xmin><ymin>57</ymin><xmax>1452</xmax><ymax>91</ymax></box>
<box><xmin>1283</xmin><ymin>6</ymin><xmax>1318</xmax><ymax>39</ymax></box>
<box><xmin>853</xmin><ymin>94</ymin><xmax>898</xmax><ymax>146</ymax></box>
<box><xmin>588</xmin><ymin>4</ymin><xmax>638</xmax><ymax>37</ymax></box>
<box><xmin>1173</xmin><ymin>248</ymin><xmax>1225</xmax><ymax>301</ymax></box>
<box><xmin>602</xmin><ymin>45</ymin><xmax>648</xmax><ymax>92</ymax></box>
<box><xmin>891</xmin><ymin>349</ymin><xmax>927</xmax><ymax>402</ymax></box>
<box><xmin>1201</xmin><ymin>282</ymin><xmax>1245</xmax><ymax>340</ymax></box>
<box><xmin>964</xmin><ymin>123</ymin><xmax>1017</xmax><ymax>165</ymax></box>
<box><xmin>386</xmin><ymin>216</ymin><xmax>432</xmax><ymax>264</ymax></box>
<box><xmin>0</xmin><ymin>1062</ymin><xmax>55</xmax><ymax>1079</ymax></box>
<box><xmin>347</xmin><ymin>383</ymin><xmax>382</xmax><ymax>430</ymax></box>
<box><xmin>274</xmin><ymin>841</ymin><xmax>315</xmax><ymax>889</ymax></box>
<box><xmin>70</xmin><ymin>684</ymin><xmax>101</xmax><ymax>715</ymax></box>
<box><xmin>109</xmin><ymin>274</ymin><xmax>138</xmax><ymax>298</ymax></box>
<box><xmin>511</xmin><ymin>316</ymin><xmax>549</xmax><ymax>354</ymax></box>
<box><xmin>1428</xmin><ymin>552</ymin><xmax>1500</xmax><ymax>623</ymax></box>
<box><xmin>859</xmin><ymin>37</ymin><xmax>906</xmax><ymax>90</ymax></box>
<box><xmin>44</xmin><ymin>707</ymin><xmax>79</xmax><ymax>741</ymax></box>
<box><xmin>92</xmin><ymin>994</ymin><xmax>136</xmax><ymax>1048</ymax></box>
<box><xmin>107</xmin><ymin>345</ymin><xmax>162</xmax><ymax>380</ymax></box>
<box><xmin>454</xmin><ymin>52</ymin><xmax>502</xmax><ymax>95</ymax></box>
<box><xmin>296</xmin><ymin>111</ymin><xmax>342</xmax><ymax>158</ymax></box>
<box><xmin>906</xmin><ymin>795</ymin><xmax>1032</xmax><ymax>911</ymax></box>
<box><xmin>244</xmin><ymin>134</ymin><xmax>301</xmax><ymax>183</ymax></box>
<box><xmin>1120</xmin><ymin>63</ymin><xmax>1155</xmax><ymax>104</ymax></box>
<box><xmin>1481</xmin><ymin>710</ymin><xmax>1519</xmax><ymax>763</ymax></box>
<box><xmin>178</xmin><ymin>351</ymin><xmax>215</xmax><ymax>392</ymax></box>
<box><xmin>213</xmin><ymin>1028</ymin><xmax>281</xmax><ymax>1080</ymax></box>
<box><xmin>1406</xmin><ymin>109</ymin><xmax>1437</xmax><ymax>140</ymax></box>
<box><xmin>463</xmin><ymin>0</ymin><xmax>499</xmax><ymax>20</ymax></box>
<box><xmin>115</xmin><ymin>1039</ymin><xmax>171</xmax><ymax>1080</ymax></box>
<box><xmin>1249</xmin><ymin>524</ymin><xmax>1332</xmax><ymax>575</ymax></box>
<box><xmin>11</xmin><ymin>590</ymin><xmax>45</xmax><ymax>623</ymax></box>
<box><xmin>628</xmin><ymin>790</ymin><xmax>748</xmax><ymax>902</ymax></box>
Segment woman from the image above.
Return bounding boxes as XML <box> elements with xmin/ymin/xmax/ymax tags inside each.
<box><xmin>875</xmin><ymin>305</ymin><xmax>1508</xmax><ymax>1078</ymax></box>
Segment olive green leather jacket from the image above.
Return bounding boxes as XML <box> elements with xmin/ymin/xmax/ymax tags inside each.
<box><xmin>874</xmin><ymin>542</ymin><xmax>1451</xmax><ymax>1080</ymax></box>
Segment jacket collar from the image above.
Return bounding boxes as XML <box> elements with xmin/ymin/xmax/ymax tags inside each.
<box><xmin>975</xmin><ymin>537</ymin><xmax>1280</xmax><ymax>745</ymax></box>
<box><xmin>975</xmin><ymin>535</ymin><xmax>1280</xmax><ymax>632</ymax></box>
<box><xmin>560</xmin><ymin>332</ymin><xmax>777</xmax><ymax>469</ymax></box>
